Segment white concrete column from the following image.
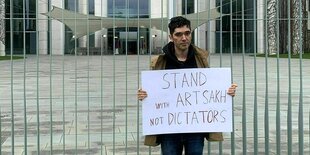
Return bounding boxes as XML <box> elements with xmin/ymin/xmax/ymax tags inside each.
<box><xmin>37</xmin><ymin>0</ymin><xmax>49</xmax><ymax>54</ymax></box>
<box><xmin>168</xmin><ymin>0</ymin><xmax>175</xmax><ymax>18</ymax></box>
<box><xmin>175</xmin><ymin>0</ymin><xmax>182</xmax><ymax>16</ymax></box>
<box><xmin>194</xmin><ymin>0</ymin><xmax>207</xmax><ymax>50</ymax></box>
<box><xmin>151</xmin><ymin>0</ymin><xmax>169</xmax><ymax>48</ymax></box>
<box><xmin>257</xmin><ymin>0</ymin><xmax>265</xmax><ymax>54</ymax></box>
<box><xmin>79</xmin><ymin>0</ymin><xmax>88</xmax><ymax>48</ymax></box>
<box><xmin>207</xmin><ymin>1</ymin><xmax>216</xmax><ymax>53</ymax></box>
<box><xmin>50</xmin><ymin>1</ymin><xmax>65</xmax><ymax>55</ymax></box>
<box><xmin>94</xmin><ymin>0</ymin><xmax>108</xmax><ymax>49</ymax></box>
<box><xmin>94</xmin><ymin>0</ymin><xmax>107</xmax><ymax>17</ymax></box>
<box><xmin>151</xmin><ymin>0</ymin><xmax>168</xmax><ymax>18</ymax></box>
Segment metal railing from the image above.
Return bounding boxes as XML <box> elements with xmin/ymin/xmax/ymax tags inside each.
<box><xmin>0</xmin><ymin>0</ymin><xmax>309</xmax><ymax>154</ymax></box>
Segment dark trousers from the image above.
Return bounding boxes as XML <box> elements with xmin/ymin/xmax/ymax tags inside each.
<box><xmin>160</xmin><ymin>133</ymin><xmax>204</xmax><ymax>155</ymax></box>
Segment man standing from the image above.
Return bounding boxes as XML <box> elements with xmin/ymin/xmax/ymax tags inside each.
<box><xmin>138</xmin><ymin>16</ymin><xmax>237</xmax><ymax>155</ymax></box>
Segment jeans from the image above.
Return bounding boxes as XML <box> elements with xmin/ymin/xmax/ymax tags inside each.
<box><xmin>160</xmin><ymin>133</ymin><xmax>205</xmax><ymax>155</ymax></box>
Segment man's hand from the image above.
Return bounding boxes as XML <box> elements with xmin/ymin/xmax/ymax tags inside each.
<box><xmin>227</xmin><ymin>83</ymin><xmax>238</xmax><ymax>97</ymax></box>
<box><xmin>137</xmin><ymin>88</ymin><xmax>148</xmax><ymax>101</ymax></box>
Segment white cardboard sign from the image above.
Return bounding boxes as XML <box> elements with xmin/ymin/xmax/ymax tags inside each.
<box><xmin>141</xmin><ymin>68</ymin><xmax>232</xmax><ymax>135</ymax></box>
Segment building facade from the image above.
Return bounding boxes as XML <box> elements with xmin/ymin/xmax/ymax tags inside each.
<box><xmin>5</xmin><ymin>0</ymin><xmax>309</xmax><ymax>55</ymax></box>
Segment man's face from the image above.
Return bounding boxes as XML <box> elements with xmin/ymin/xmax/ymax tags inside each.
<box><xmin>169</xmin><ymin>26</ymin><xmax>192</xmax><ymax>52</ymax></box>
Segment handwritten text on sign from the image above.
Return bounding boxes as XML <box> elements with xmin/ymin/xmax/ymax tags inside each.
<box><xmin>141</xmin><ymin>68</ymin><xmax>232</xmax><ymax>135</ymax></box>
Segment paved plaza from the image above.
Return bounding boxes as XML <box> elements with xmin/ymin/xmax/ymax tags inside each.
<box><xmin>0</xmin><ymin>54</ymin><xmax>309</xmax><ymax>154</ymax></box>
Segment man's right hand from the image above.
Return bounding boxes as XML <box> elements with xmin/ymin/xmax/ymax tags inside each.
<box><xmin>137</xmin><ymin>88</ymin><xmax>148</xmax><ymax>101</ymax></box>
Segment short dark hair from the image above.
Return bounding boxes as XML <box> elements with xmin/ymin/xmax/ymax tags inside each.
<box><xmin>168</xmin><ymin>16</ymin><xmax>191</xmax><ymax>35</ymax></box>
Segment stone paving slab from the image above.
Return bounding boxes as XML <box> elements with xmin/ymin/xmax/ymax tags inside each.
<box><xmin>0</xmin><ymin>54</ymin><xmax>310</xmax><ymax>154</ymax></box>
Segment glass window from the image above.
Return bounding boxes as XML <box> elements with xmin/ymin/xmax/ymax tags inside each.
<box><xmin>182</xmin><ymin>0</ymin><xmax>194</xmax><ymax>14</ymax></box>
<box><xmin>66</xmin><ymin>0</ymin><xmax>78</xmax><ymax>11</ymax></box>
<box><xmin>11</xmin><ymin>0</ymin><xmax>36</xmax><ymax>30</ymax></box>
<box><xmin>89</xmin><ymin>0</ymin><xmax>94</xmax><ymax>15</ymax></box>
<box><xmin>108</xmin><ymin>0</ymin><xmax>149</xmax><ymax>18</ymax></box>
<box><xmin>5</xmin><ymin>0</ymin><xmax>36</xmax><ymax>54</ymax></box>
<box><xmin>216</xmin><ymin>0</ymin><xmax>255</xmax><ymax>53</ymax></box>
